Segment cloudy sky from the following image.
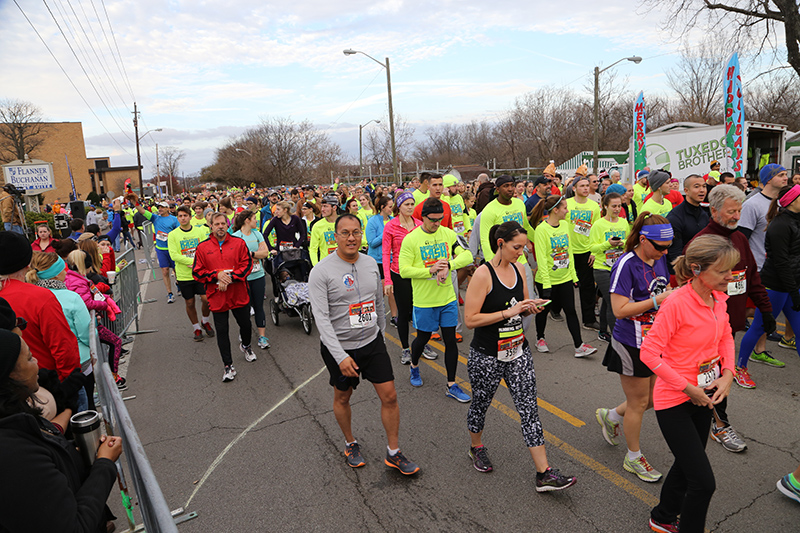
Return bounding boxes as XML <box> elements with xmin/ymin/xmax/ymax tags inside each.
<box><xmin>0</xmin><ymin>0</ymin><xmax>775</xmax><ymax>179</ymax></box>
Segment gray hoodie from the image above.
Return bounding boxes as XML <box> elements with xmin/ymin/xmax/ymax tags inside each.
<box><xmin>309</xmin><ymin>250</ymin><xmax>385</xmax><ymax>364</ymax></box>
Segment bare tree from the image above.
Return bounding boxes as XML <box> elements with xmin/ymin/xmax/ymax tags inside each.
<box><xmin>0</xmin><ymin>99</ymin><xmax>47</xmax><ymax>163</ymax></box>
<box><xmin>365</xmin><ymin>114</ymin><xmax>416</xmax><ymax>170</ymax></box>
<box><xmin>641</xmin><ymin>0</ymin><xmax>800</xmax><ymax>80</ymax></box>
<box><xmin>662</xmin><ymin>39</ymin><xmax>728</xmax><ymax>124</ymax></box>
<box><xmin>746</xmin><ymin>70</ymin><xmax>800</xmax><ymax>130</ymax></box>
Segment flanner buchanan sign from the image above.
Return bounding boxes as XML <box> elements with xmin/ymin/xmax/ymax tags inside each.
<box><xmin>2</xmin><ymin>160</ymin><xmax>55</xmax><ymax>192</ymax></box>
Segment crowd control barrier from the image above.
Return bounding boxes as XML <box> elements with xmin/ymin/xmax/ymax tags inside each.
<box><xmin>99</xmin><ymin>247</ymin><xmax>156</xmax><ymax>339</ymax></box>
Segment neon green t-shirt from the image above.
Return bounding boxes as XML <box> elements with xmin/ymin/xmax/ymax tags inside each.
<box><xmin>479</xmin><ymin>198</ymin><xmax>534</xmax><ymax>263</ymax></box>
<box><xmin>442</xmin><ymin>194</ymin><xmax>469</xmax><ymax>236</ymax></box>
<box><xmin>167</xmin><ymin>225</ymin><xmax>210</xmax><ymax>281</ymax></box>
<box><xmin>309</xmin><ymin>218</ymin><xmax>337</xmax><ymax>266</ymax></box>
<box><xmin>642</xmin><ymin>197</ymin><xmax>673</xmax><ymax>216</ymax></box>
<box><xmin>398</xmin><ymin>225</ymin><xmax>473</xmax><ymax>308</ymax></box>
<box><xmin>632</xmin><ymin>182</ymin><xmax>649</xmax><ymax>212</ymax></box>
<box><xmin>565</xmin><ymin>197</ymin><xmax>601</xmax><ymax>254</ymax></box>
<box><xmin>412</xmin><ymin>189</ymin><xmax>429</xmax><ymax>206</ymax></box>
<box><xmin>588</xmin><ymin>217</ymin><xmax>630</xmax><ymax>272</ymax></box>
<box><xmin>533</xmin><ymin>220</ymin><xmax>577</xmax><ymax>289</ymax></box>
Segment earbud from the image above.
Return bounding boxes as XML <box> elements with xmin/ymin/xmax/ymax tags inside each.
<box><xmin>691</xmin><ymin>264</ymin><xmax>702</xmax><ymax>276</ymax></box>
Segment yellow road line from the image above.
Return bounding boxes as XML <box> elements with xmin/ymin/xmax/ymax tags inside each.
<box><xmin>394</xmin><ymin>332</ymin><xmax>586</xmax><ymax>428</ymax></box>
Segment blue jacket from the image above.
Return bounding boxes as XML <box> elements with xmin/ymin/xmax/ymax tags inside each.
<box><xmin>365</xmin><ymin>214</ymin><xmax>388</xmax><ymax>264</ymax></box>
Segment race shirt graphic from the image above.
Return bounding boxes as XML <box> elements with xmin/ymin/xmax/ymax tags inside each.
<box><xmin>450</xmin><ymin>203</ymin><xmax>463</xmax><ymax>216</ymax></box>
<box><xmin>550</xmin><ymin>233</ymin><xmax>570</xmax><ymax>270</ymax></box>
<box><xmin>570</xmin><ymin>209</ymin><xmax>593</xmax><ymax>236</ymax></box>
<box><xmin>179</xmin><ymin>237</ymin><xmax>200</xmax><ymax>258</ymax></box>
<box><xmin>502</xmin><ymin>211</ymin><xmax>523</xmax><ymax>225</ymax></box>
<box><xmin>421</xmin><ymin>242</ymin><xmax>449</xmax><ymax>276</ymax></box>
<box><xmin>324</xmin><ymin>230</ymin><xmax>337</xmax><ymax>254</ymax></box>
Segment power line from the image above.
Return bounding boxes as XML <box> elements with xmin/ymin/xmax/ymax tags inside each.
<box><xmin>12</xmin><ymin>0</ymin><xmax>134</xmax><ymax>157</ymax></box>
<box><xmin>99</xmin><ymin>0</ymin><xmax>135</xmax><ymax>101</ymax></box>
<box><xmin>89</xmin><ymin>0</ymin><xmax>135</xmax><ymax>101</ymax></box>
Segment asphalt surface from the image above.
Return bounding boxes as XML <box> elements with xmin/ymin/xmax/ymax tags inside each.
<box><xmin>114</xmin><ymin>247</ymin><xmax>800</xmax><ymax>532</ymax></box>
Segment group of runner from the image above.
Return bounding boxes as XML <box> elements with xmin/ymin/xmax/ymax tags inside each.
<box><xmin>127</xmin><ymin>162</ymin><xmax>800</xmax><ymax>531</ymax></box>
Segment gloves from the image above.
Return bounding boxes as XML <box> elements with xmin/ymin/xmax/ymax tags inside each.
<box><xmin>540</xmin><ymin>288</ymin><xmax>552</xmax><ymax>301</ymax></box>
<box><xmin>761</xmin><ymin>312</ymin><xmax>777</xmax><ymax>336</ymax></box>
<box><xmin>791</xmin><ymin>291</ymin><xmax>800</xmax><ymax>312</ymax></box>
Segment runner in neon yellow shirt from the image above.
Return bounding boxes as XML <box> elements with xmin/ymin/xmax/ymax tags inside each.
<box><xmin>310</xmin><ymin>197</ymin><xmax>339</xmax><ymax>266</ymax></box>
<box><xmin>167</xmin><ymin>205</ymin><xmax>214</xmax><ymax>341</ymax></box>
<box><xmin>641</xmin><ymin>170</ymin><xmax>673</xmax><ymax>216</ymax></box>
<box><xmin>413</xmin><ymin>173</ymin><xmax>432</xmax><ymax>205</ymax></box>
<box><xmin>632</xmin><ymin>171</ymin><xmax>650</xmax><ymax>214</ymax></box>
<box><xmin>565</xmin><ymin>176</ymin><xmax>602</xmax><ymax>328</ymax></box>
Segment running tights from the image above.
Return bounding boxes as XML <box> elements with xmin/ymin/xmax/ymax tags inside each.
<box><xmin>97</xmin><ymin>323</ymin><xmax>122</xmax><ymax>373</ymax></box>
<box><xmin>411</xmin><ymin>326</ymin><xmax>458</xmax><ymax>382</ymax></box>
<box><xmin>467</xmin><ymin>346</ymin><xmax>544</xmax><ymax>447</ymax></box>
<box><xmin>390</xmin><ymin>271</ymin><xmax>413</xmax><ymax>349</ymax></box>
<box><xmin>535</xmin><ymin>281</ymin><xmax>583</xmax><ymax>348</ymax></box>
<box><xmin>594</xmin><ymin>269</ymin><xmax>616</xmax><ymax>334</ymax></box>
<box><xmin>212</xmin><ymin>306</ymin><xmax>252</xmax><ymax>366</ymax></box>
<box><xmin>738</xmin><ymin>289</ymin><xmax>800</xmax><ymax>368</ymax></box>
<box><xmin>247</xmin><ymin>276</ymin><xmax>267</xmax><ymax>328</ymax></box>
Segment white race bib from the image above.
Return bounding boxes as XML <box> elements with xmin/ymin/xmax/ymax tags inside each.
<box><xmin>156</xmin><ymin>230</ymin><xmax>168</xmax><ymax>242</ymax></box>
<box><xmin>553</xmin><ymin>251</ymin><xmax>569</xmax><ymax>270</ymax></box>
<box><xmin>697</xmin><ymin>356</ymin><xmax>721</xmax><ymax>387</ymax></box>
<box><xmin>727</xmin><ymin>269</ymin><xmax>746</xmax><ymax>296</ymax></box>
<box><xmin>497</xmin><ymin>333</ymin><xmax>524</xmax><ymax>362</ymax></box>
<box><xmin>573</xmin><ymin>219</ymin><xmax>591</xmax><ymax>236</ymax></box>
<box><xmin>251</xmin><ymin>259</ymin><xmax>262</xmax><ymax>273</ymax></box>
<box><xmin>604</xmin><ymin>248</ymin><xmax>623</xmax><ymax>268</ymax></box>
<box><xmin>349</xmin><ymin>301</ymin><xmax>376</xmax><ymax>329</ymax></box>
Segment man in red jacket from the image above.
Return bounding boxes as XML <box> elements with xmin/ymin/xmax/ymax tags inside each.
<box><xmin>193</xmin><ymin>212</ymin><xmax>254</xmax><ymax>382</ymax></box>
<box><xmin>689</xmin><ymin>184</ymin><xmax>775</xmax><ymax>454</ymax></box>
<box><xmin>0</xmin><ymin>232</ymin><xmax>80</xmax><ymax>382</ymax></box>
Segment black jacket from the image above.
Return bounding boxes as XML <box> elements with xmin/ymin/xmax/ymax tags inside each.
<box><xmin>0</xmin><ymin>413</ymin><xmax>117</xmax><ymax>533</ymax></box>
<box><xmin>666</xmin><ymin>200</ymin><xmax>709</xmax><ymax>274</ymax></box>
<box><xmin>761</xmin><ymin>209</ymin><xmax>800</xmax><ymax>295</ymax></box>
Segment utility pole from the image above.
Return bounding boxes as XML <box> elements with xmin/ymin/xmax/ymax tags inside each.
<box><xmin>133</xmin><ymin>102</ymin><xmax>143</xmax><ymax>195</ymax></box>
<box><xmin>156</xmin><ymin>143</ymin><xmax>161</xmax><ymax>197</ymax></box>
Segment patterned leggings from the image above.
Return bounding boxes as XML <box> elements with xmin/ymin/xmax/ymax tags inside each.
<box><xmin>97</xmin><ymin>323</ymin><xmax>122</xmax><ymax>373</ymax></box>
<box><xmin>466</xmin><ymin>345</ymin><xmax>545</xmax><ymax>448</ymax></box>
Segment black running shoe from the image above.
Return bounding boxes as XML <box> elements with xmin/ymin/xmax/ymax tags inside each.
<box><xmin>535</xmin><ymin>467</ymin><xmax>576</xmax><ymax>492</ymax></box>
<box><xmin>385</xmin><ymin>450</ymin><xmax>420</xmax><ymax>475</ymax></box>
<box><xmin>345</xmin><ymin>442</ymin><xmax>365</xmax><ymax>468</ymax></box>
<box><xmin>469</xmin><ymin>445</ymin><xmax>493</xmax><ymax>473</ymax></box>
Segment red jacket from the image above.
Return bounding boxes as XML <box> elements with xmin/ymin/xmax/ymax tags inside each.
<box><xmin>31</xmin><ymin>238</ymin><xmax>57</xmax><ymax>253</ymax></box>
<box><xmin>0</xmin><ymin>279</ymin><xmax>80</xmax><ymax>381</ymax></box>
<box><xmin>192</xmin><ymin>235</ymin><xmax>252</xmax><ymax>312</ymax></box>
<box><xmin>688</xmin><ymin>219</ymin><xmax>771</xmax><ymax>332</ymax></box>
<box><xmin>100</xmin><ymin>248</ymin><xmax>116</xmax><ymax>278</ymax></box>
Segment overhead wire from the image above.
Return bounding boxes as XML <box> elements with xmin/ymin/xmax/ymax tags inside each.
<box><xmin>89</xmin><ymin>0</ymin><xmax>135</xmax><ymax>101</ymax></box>
<box><xmin>99</xmin><ymin>0</ymin><xmax>135</xmax><ymax>101</ymax></box>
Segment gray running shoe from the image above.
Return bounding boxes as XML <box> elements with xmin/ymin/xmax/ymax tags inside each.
<box><xmin>422</xmin><ymin>345</ymin><xmax>438</xmax><ymax>360</ymax></box>
<box><xmin>595</xmin><ymin>408</ymin><xmax>621</xmax><ymax>446</ymax></box>
<box><xmin>711</xmin><ymin>424</ymin><xmax>747</xmax><ymax>453</ymax></box>
<box><xmin>400</xmin><ymin>348</ymin><xmax>412</xmax><ymax>365</ymax></box>
<box><xmin>623</xmin><ymin>454</ymin><xmax>662</xmax><ymax>483</ymax></box>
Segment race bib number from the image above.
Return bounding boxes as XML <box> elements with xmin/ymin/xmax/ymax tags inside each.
<box><xmin>727</xmin><ymin>269</ymin><xmax>746</xmax><ymax>296</ymax></box>
<box><xmin>573</xmin><ymin>219</ymin><xmax>591</xmax><ymax>236</ymax></box>
<box><xmin>279</xmin><ymin>241</ymin><xmax>293</xmax><ymax>252</ymax></box>
<box><xmin>349</xmin><ymin>301</ymin><xmax>377</xmax><ymax>329</ymax></box>
<box><xmin>697</xmin><ymin>356</ymin><xmax>721</xmax><ymax>387</ymax></box>
<box><xmin>498</xmin><ymin>333</ymin><xmax>525</xmax><ymax>362</ymax></box>
<box><xmin>156</xmin><ymin>230</ymin><xmax>169</xmax><ymax>242</ymax></box>
<box><xmin>181</xmin><ymin>246</ymin><xmax>196</xmax><ymax>258</ymax></box>
<box><xmin>552</xmin><ymin>251</ymin><xmax>569</xmax><ymax>270</ymax></box>
<box><xmin>251</xmin><ymin>259</ymin><xmax>262</xmax><ymax>273</ymax></box>
<box><xmin>604</xmin><ymin>248</ymin><xmax>623</xmax><ymax>268</ymax></box>
<box><xmin>454</xmin><ymin>220</ymin><xmax>465</xmax><ymax>234</ymax></box>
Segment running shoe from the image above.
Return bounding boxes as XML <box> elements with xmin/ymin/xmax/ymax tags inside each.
<box><xmin>595</xmin><ymin>408</ymin><xmax>620</xmax><ymax>446</ymax></box>
<box><xmin>550</xmin><ymin>311</ymin><xmax>564</xmax><ymax>322</ymax></box>
<box><xmin>455</xmin><ymin>332</ymin><xmax>463</xmax><ymax>343</ymax></box>
<box><xmin>203</xmin><ymin>322</ymin><xmax>215</xmax><ymax>337</ymax></box>
<box><xmin>344</xmin><ymin>442</ymin><xmax>365</xmax><ymax>468</ymax></box>
<box><xmin>535</xmin><ymin>467</ymin><xmax>576</xmax><ymax>492</ymax></box>
<box><xmin>445</xmin><ymin>383</ymin><xmax>471</xmax><ymax>403</ymax></box>
<box><xmin>779</xmin><ymin>336</ymin><xmax>797</xmax><ymax>350</ymax></box>
<box><xmin>574</xmin><ymin>343</ymin><xmax>598</xmax><ymax>358</ymax></box>
<box><xmin>623</xmin><ymin>454</ymin><xmax>662</xmax><ymax>483</ymax></box>
<box><xmin>582</xmin><ymin>321</ymin><xmax>601</xmax><ymax>331</ymax></box>
<box><xmin>409</xmin><ymin>366</ymin><xmax>422</xmax><ymax>387</ymax></box>
<box><xmin>767</xmin><ymin>331</ymin><xmax>783</xmax><ymax>342</ymax></box>
<box><xmin>385</xmin><ymin>450</ymin><xmax>420</xmax><ymax>475</ymax></box>
<box><xmin>193</xmin><ymin>329</ymin><xmax>204</xmax><ymax>342</ymax></box>
<box><xmin>114</xmin><ymin>375</ymin><xmax>128</xmax><ymax>391</ymax></box>
<box><xmin>240</xmin><ymin>343</ymin><xmax>257</xmax><ymax>362</ymax></box>
<box><xmin>222</xmin><ymin>365</ymin><xmax>236</xmax><ymax>382</ymax></box>
<box><xmin>777</xmin><ymin>474</ymin><xmax>800</xmax><ymax>503</ymax></box>
<box><xmin>422</xmin><ymin>345</ymin><xmax>438</xmax><ymax>360</ymax></box>
<box><xmin>400</xmin><ymin>348</ymin><xmax>412</xmax><ymax>365</ymax></box>
<box><xmin>750</xmin><ymin>350</ymin><xmax>785</xmax><ymax>367</ymax></box>
<box><xmin>711</xmin><ymin>424</ymin><xmax>747</xmax><ymax>453</ymax></box>
<box><xmin>649</xmin><ymin>518</ymin><xmax>679</xmax><ymax>533</ymax></box>
<box><xmin>598</xmin><ymin>331</ymin><xmax>611</xmax><ymax>343</ymax></box>
<box><xmin>536</xmin><ymin>339</ymin><xmax>550</xmax><ymax>353</ymax></box>
<box><xmin>257</xmin><ymin>336</ymin><xmax>270</xmax><ymax>349</ymax></box>
<box><xmin>430</xmin><ymin>332</ymin><xmax>441</xmax><ymax>341</ymax></box>
<box><xmin>390</xmin><ymin>317</ymin><xmax>398</xmax><ymax>328</ymax></box>
<box><xmin>734</xmin><ymin>366</ymin><xmax>756</xmax><ymax>389</ymax></box>
<box><xmin>167</xmin><ymin>293</ymin><xmax>175</xmax><ymax>304</ymax></box>
<box><xmin>469</xmin><ymin>445</ymin><xmax>493</xmax><ymax>473</ymax></box>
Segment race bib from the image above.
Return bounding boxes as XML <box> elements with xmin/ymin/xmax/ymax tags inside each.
<box><xmin>251</xmin><ymin>259</ymin><xmax>262</xmax><ymax>273</ymax></box>
<box><xmin>552</xmin><ymin>251</ymin><xmax>569</xmax><ymax>270</ymax></box>
<box><xmin>349</xmin><ymin>301</ymin><xmax>376</xmax><ymax>329</ymax></box>
<box><xmin>454</xmin><ymin>220</ymin><xmax>465</xmax><ymax>234</ymax></box>
<box><xmin>327</xmin><ymin>246</ymin><xmax>338</xmax><ymax>255</ymax></box>
<box><xmin>697</xmin><ymin>356</ymin><xmax>721</xmax><ymax>387</ymax></box>
<box><xmin>156</xmin><ymin>230</ymin><xmax>169</xmax><ymax>242</ymax></box>
<box><xmin>727</xmin><ymin>269</ymin><xmax>746</xmax><ymax>296</ymax></box>
<box><xmin>498</xmin><ymin>333</ymin><xmax>525</xmax><ymax>362</ymax></box>
<box><xmin>279</xmin><ymin>241</ymin><xmax>293</xmax><ymax>252</ymax></box>
<box><xmin>573</xmin><ymin>219</ymin><xmax>591</xmax><ymax>236</ymax></box>
<box><xmin>181</xmin><ymin>246</ymin><xmax>196</xmax><ymax>258</ymax></box>
<box><xmin>604</xmin><ymin>248</ymin><xmax>623</xmax><ymax>268</ymax></box>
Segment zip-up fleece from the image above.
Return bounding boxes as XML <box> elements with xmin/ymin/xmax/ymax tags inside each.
<box><xmin>193</xmin><ymin>234</ymin><xmax>252</xmax><ymax>313</ymax></box>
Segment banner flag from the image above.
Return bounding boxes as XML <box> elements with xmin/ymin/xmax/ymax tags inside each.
<box><xmin>633</xmin><ymin>91</ymin><xmax>647</xmax><ymax>177</ymax></box>
<box><xmin>724</xmin><ymin>52</ymin><xmax>745</xmax><ymax>178</ymax></box>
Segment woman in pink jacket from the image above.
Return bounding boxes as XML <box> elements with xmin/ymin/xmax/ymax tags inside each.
<box><xmin>382</xmin><ymin>191</ymin><xmax>422</xmax><ymax>365</ymax></box>
<box><xmin>639</xmin><ymin>234</ymin><xmax>738</xmax><ymax>533</ymax></box>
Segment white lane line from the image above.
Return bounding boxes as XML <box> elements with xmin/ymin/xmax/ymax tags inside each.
<box><xmin>184</xmin><ymin>366</ymin><xmax>326</xmax><ymax>508</ymax></box>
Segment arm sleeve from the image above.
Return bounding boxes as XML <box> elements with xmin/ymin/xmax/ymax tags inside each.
<box><xmin>142</xmin><ymin>209</ymin><xmax>153</xmax><ymax>221</ymax></box>
<box><xmin>382</xmin><ymin>223</ymin><xmax>393</xmax><ymax>284</ymax></box>
<box><xmin>263</xmin><ymin>218</ymin><xmax>278</xmax><ymax>251</ymax></box>
<box><xmin>738</xmin><ymin>227</ymin><xmax>753</xmax><ymax>240</ymax></box>
<box><xmin>665</xmin><ymin>210</ymin><xmax>684</xmax><ymax>274</ymax></box>
<box><xmin>533</xmin><ymin>225</ymin><xmax>552</xmax><ymax>289</ymax></box>
<box><xmin>569</xmin><ymin>235</ymin><xmax>578</xmax><ymax>284</ymax></box>
<box><xmin>192</xmin><ymin>243</ymin><xmax>217</xmax><ymax>284</ymax></box>
<box><xmin>230</xmin><ymin>240</ymin><xmax>253</xmax><ymax>282</ymax></box>
<box><xmin>70</xmin><ymin>299</ymin><xmax>93</xmax><ymax>352</ymax></box>
<box><xmin>744</xmin><ymin>247</ymin><xmax>772</xmax><ymax>313</ymax></box>
<box><xmin>309</xmin><ymin>225</ymin><xmax>321</xmax><ymax>266</ymax></box>
<box><xmin>450</xmin><ymin>236</ymin><xmax>473</xmax><ymax>270</ymax></box>
<box><xmin>639</xmin><ymin>298</ymin><xmax>689</xmax><ymax>392</ymax></box>
<box><xmin>766</xmin><ymin>221</ymin><xmax>799</xmax><ymax>293</ymax></box>
<box><xmin>738</xmin><ymin>202</ymin><xmax>758</xmax><ymax>231</ymax></box>
<box><xmin>308</xmin><ymin>270</ymin><xmax>350</xmax><ymax>364</ymax></box>
<box><xmin>43</xmin><ymin>299</ymin><xmax>81</xmax><ymax>380</ymax></box>
<box><xmin>375</xmin><ymin>263</ymin><xmax>386</xmax><ymax>333</ymax></box>
<box><xmin>718</xmin><ymin>307</ymin><xmax>735</xmax><ymax>374</ymax></box>
<box><xmin>588</xmin><ymin>222</ymin><xmax>610</xmax><ymax>255</ymax></box>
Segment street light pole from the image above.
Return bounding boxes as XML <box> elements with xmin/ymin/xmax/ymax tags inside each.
<box><xmin>132</xmin><ymin>101</ymin><xmax>162</xmax><ymax>195</ymax></box>
<box><xmin>358</xmin><ymin>119</ymin><xmax>380</xmax><ymax>176</ymax></box>
<box><xmin>344</xmin><ymin>49</ymin><xmax>398</xmax><ymax>182</ymax></box>
<box><xmin>592</xmin><ymin>56</ymin><xmax>642</xmax><ymax>175</ymax></box>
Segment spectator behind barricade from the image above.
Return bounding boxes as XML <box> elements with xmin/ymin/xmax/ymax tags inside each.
<box><xmin>26</xmin><ymin>252</ymin><xmax>95</xmax><ymax>412</ymax></box>
<box><xmin>0</xmin><ymin>232</ymin><xmax>81</xmax><ymax>383</ymax></box>
<box><xmin>32</xmin><ymin>221</ymin><xmax>58</xmax><ymax>253</ymax></box>
<box><xmin>76</xmin><ymin>240</ymin><xmax>111</xmax><ymax>291</ymax></box>
<box><xmin>0</xmin><ymin>327</ymin><xmax>123</xmax><ymax>533</ymax></box>
<box><xmin>95</xmin><ymin>236</ymin><xmax>117</xmax><ymax>281</ymax></box>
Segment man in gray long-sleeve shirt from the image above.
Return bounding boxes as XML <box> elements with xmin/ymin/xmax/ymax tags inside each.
<box><xmin>309</xmin><ymin>214</ymin><xmax>420</xmax><ymax>475</ymax></box>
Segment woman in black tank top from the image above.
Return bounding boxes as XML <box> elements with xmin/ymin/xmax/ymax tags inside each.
<box><xmin>462</xmin><ymin>221</ymin><xmax>576</xmax><ymax>492</ymax></box>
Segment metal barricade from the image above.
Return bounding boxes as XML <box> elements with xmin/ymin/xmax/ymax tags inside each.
<box><xmin>140</xmin><ymin>221</ymin><xmax>156</xmax><ymax>273</ymax></box>
<box><xmin>91</xmin><ymin>314</ymin><xmax>185</xmax><ymax>533</ymax></box>
<box><xmin>100</xmin><ymin>247</ymin><xmax>156</xmax><ymax>338</ymax></box>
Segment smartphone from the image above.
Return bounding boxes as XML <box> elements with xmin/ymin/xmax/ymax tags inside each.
<box><xmin>536</xmin><ymin>299</ymin><xmax>552</xmax><ymax>308</ymax></box>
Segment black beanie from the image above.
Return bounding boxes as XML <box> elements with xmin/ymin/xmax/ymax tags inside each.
<box><xmin>0</xmin><ymin>297</ymin><xmax>16</xmax><ymax>330</ymax></box>
<box><xmin>0</xmin><ymin>231</ymin><xmax>32</xmax><ymax>275</ymax></box>
<box><xmin>420</xmin><ymin>198</ymin><xmax>445</xmax><ymax>217</ymax></box>
<box><xmin>0</xmin><ymin>329</ymin><xmax>21</xmax><ymax>383</ymax></box>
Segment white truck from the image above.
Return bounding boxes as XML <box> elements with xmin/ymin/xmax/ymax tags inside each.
<box><xmin>627</xmin><ymin>121</ymin><xmax>788</xmax><ymax>185</ymax></box>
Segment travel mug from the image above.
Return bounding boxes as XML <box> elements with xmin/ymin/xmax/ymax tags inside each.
<box><xmin>71</xmin><ymin>410</ymin><xmax>102</xmax><ymax>466</ymax></box>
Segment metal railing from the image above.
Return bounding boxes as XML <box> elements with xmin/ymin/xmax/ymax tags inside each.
<box><xmin>139</xmin><ymin>221</ymin><xmax>157</xmax><ymax>273</ymax></box>
<box><xmin>91</xmin><ymin>313</ymin><xmax>182</xmax><ymax>533</ymax></box>
<box><xmin>99</xmin><ymin>246</ymin><xmax>156</xmax><ymax>338</ymax></box>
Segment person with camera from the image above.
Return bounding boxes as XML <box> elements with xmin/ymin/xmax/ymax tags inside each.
<box><xmin>1</xmin><ymin>184</ymin><xmax>24</xmax><ymax>235</ymax></box>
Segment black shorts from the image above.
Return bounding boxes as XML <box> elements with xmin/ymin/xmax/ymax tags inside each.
<box><xmin>602</xmin><ymin>336</ymin><xmax>654</xmax><ymax>378</ymax></box>
<box><xmin>176</xmin><ymin>280</ymin><xmax>206</xmax><ymax>300</ymax></box>
<box><xmin>320</xmin><ymin>333</ymin><xmax>394</xmax><ymax>391</ymax></box>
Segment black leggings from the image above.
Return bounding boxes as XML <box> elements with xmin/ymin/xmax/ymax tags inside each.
<box><xmin>574</xmin><ymin>252</ymin><xmax>597</xmax><ymax>325</ymax></box>
<box><xmin>651</xmin><ymin>402</ymin><xmax>715</xmax><ymax>533</ymax></box>
<box><xmin>247</xmin><ymin>276</ymin><xmax>266</xmax><ymax>329</ymax></box>
<box><xmin>535</xmin><ymin>281</ymin><xmax>582</xmax><ymax>348</ymax></box>
<box><xmin>212</xmin><ymin>306</ymin><xmax>252</xmax><ymax>366</ymax></box>
<box><xmin>411</xmin><ymin>326</ymin><xmax>458</xmax><ymax>382</ymax></box>
<box><xmin>391</xmin><ymin>271</ymin><xmax>413</xmax><ymax>349</ymax></box>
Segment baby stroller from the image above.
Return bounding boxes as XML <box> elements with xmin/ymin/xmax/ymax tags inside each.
<box><xmin>269</xmin><ymin>247</ymin><xmax>314</xmax><ymax>335</ymax></box>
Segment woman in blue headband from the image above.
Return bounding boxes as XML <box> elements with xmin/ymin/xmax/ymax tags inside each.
<box><xmin>594</xmin><ymin>213</ymin><xmax>674</xmax><ymax>485</ymax></box>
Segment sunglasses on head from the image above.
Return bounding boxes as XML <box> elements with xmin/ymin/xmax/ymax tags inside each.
<box><xmin>646</xmin><ymin>238</ymin><xmax>670</xmax><ymax>252</ymax></box>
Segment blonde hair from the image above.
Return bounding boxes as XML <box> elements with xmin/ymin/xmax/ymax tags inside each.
<box><xmin>25</xmin><ymin>252</ymin><xmax>61</xmax><ymax>284</ymax></box>
<box><xmin>67</xmin><ymin>250</ymin><xmax>90</xmax><ymax>277</ymax></box>
<box><xmin>78</xmin><ymin>240</ymin><xmax>103</xmax><ymax>274</ymax></box>
<box><xmin>673</xmin><ymin>234</ymin><xmax>740</xmax><ymax>285</ymax></box>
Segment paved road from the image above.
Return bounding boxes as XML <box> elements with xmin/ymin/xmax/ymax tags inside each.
<box><xmin>116</xmin><ymin>249</ymin><xmax>800</xmax><ymax>532</ymax></box>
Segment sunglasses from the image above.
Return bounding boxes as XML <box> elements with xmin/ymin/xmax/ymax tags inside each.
<box><xmin>646</xmin><ymin>238</ymin><xmax>670</xmax><ymax>252</ymax></box>
<box><xmin>426</xmin><ymin>216</ymin><xmax>444</xmax><ymax>224</ymax></box>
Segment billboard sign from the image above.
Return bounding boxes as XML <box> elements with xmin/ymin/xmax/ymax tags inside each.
<box><xmin>2</xmin><ymin>160</ymin><xmax>56</xmax><ymax>192</ymax></box>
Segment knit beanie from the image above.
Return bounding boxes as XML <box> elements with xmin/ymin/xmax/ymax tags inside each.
<box><xmin>605</xmin><ymin>184</ymin><xmax>627</xmax><ymax>196</ymax></box>
<box><xmin>0</xmin><ymin>329</ymin><xmax>21</xmax><ymax>382</ymax></box>
<box><xmin>648</xmin><ymin>170</ymin><xmax>670</xmax><ymax>192</ymax></box>
<box><xmin>760</xmin><ymin>164</ymin><xmax>786</xmax><ymax>186</ymax></box>
<box><xmin>0</xmin><ymin>297</ymin><xmax>16</xmax><ymax>330</ymax></box>
<box><xmin>0</xmin><ymin>232</ymin><xmax>32</xmax><ymax>275</ymax></box>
